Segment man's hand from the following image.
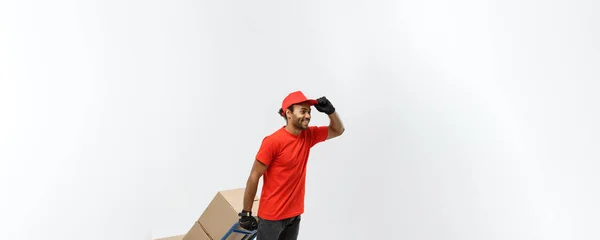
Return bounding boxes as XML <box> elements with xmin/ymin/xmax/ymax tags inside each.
<box><xmin>238</xmin><ymin>210</ymin><xmax>258</xmax><ymax>231</ymax></box>
<box><xmin>315</xmin><ymin>96</ymin><xmax>336</xmax><ymax>115</ymax></box>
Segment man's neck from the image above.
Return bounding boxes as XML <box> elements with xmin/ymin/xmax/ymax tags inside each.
<box><xmin>284</xmin><ymin>124</ymin><xmax>302</xmax><ymax>136</ymax></box>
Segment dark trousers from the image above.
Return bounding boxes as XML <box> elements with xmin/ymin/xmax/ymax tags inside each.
<box><xmin>256</xmin><ymin>215</ymin><xmax>301</xmax><ymax>240</ymax></box>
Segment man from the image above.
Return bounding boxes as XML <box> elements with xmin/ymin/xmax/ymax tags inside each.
<box><xmin>238</xmin><ymin>90</ymin><xmax>345</xmax><ymax>240</ymax></box>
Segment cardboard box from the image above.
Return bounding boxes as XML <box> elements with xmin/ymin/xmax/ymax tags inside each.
<box><xmin>154</xmin><ymin>234</ymin><xmax>185</xmax><ymax>240</ymax></box>
<box><xmin>182</xmin><ymin>221</ymin><xmax>211</xmax><ymax>240</ymax></box>
<box><xmin>197</xmin><ymin>188</ymin><xmax>260</xmax><ymax>240</ymax></box>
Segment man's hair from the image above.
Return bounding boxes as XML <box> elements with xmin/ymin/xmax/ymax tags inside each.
<box><xmin>278</xmin><ymin>104</ymin><xmax>296</xmax><ymax>123</ymax></box>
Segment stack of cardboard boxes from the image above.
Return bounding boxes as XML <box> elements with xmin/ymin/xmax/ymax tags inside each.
<box><xmin>155</xmin><ymin>188</ymin><xmax>260</xmax><ymax>240</ymax></box>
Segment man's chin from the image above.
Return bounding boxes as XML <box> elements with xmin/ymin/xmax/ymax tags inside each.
<box><xmin>295</xmin><ymin>120</ymin><xmax>310</xmax><ymax>129</ymax></box>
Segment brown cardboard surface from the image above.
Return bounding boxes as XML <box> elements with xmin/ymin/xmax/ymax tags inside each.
<box><xmin>197</xmin><ymin>188</ymin><xmax>259</xmax><ymax>240</ymax></box>
<box><xmin>154</xmin><ymin>234</ymin><xmax>185</xmax><ymax>240</ymax></box>
<box><xmin>182</xmin><ymin>221</ymin><xmax>211</xmax><ymax>240</ymax></box>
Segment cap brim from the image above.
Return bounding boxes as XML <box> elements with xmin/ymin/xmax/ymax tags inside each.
<box><xmin>306</xmin><ymin>99</ymin><xmax>318</xmax><ymax>106</ymax></box>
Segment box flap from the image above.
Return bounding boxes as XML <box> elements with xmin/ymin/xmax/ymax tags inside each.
<box><xmin>218</xmin><ymin>188</ymin><xmax>259</xmax><ymax>213</ymax></box>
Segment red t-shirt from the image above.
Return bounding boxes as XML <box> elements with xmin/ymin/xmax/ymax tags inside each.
<box><xmin>255</xmin><ymin>125</ymin><xmax>329</xmax><ymax>220</ymax></box>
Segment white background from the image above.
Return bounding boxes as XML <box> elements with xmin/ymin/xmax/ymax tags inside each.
<box><xmin>1</xmin><ymin>0</ymin><xmax>599</xmax><ymax>239</ymax></box>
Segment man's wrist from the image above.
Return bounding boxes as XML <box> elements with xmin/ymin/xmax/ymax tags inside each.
<box><xmin>239</xmin><ymin>209</ymin><xmax>252</xmax><ymax>217</ymax></box>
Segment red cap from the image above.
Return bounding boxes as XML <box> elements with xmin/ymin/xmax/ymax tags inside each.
<box><xmin>279</xmin><ymin>91</ymin><xmax>318</xmax><ymax>116</ymax></box>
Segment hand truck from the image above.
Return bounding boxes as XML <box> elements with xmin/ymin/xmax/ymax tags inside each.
<box><xmin>221</xmin><ymin>222</ymin><xmax>257</xmax><ymax>240</ymax></box>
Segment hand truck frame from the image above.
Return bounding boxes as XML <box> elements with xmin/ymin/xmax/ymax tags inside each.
<box><xmin>221</xmin><ymin>222</ymin><xmax>257</xmax><ymax>240</ymax></box>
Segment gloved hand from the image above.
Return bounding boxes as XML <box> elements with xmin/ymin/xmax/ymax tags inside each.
<box><xmin>238</xmin><ymin>210</ymin><xmax>258</xmax><ymax>231</ymax></box>
<box><xmin>314</xmin><ymin>96</ymin><xmax>336</xmax><ymax>115</ymax></box>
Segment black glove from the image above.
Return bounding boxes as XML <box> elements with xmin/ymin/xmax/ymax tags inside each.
<box><xmin>314</xmin><ymin>96</ymin><xmax>335</xmax><ymax>115</ymax></box>
<box><xmin>238</xmin><ymin>210</ymin><xmax>258</xmax><ymax>231</ymax></box>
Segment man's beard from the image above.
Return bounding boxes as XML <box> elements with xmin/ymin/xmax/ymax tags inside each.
<box><xmin>293</xmin><ymin>118</ymin><xmax>309</xmax><ymax>129</ymax></box>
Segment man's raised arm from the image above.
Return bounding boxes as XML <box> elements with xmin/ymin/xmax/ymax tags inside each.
<box><xmin>326</xmin><ymin>111</ymin><xmax>344</xmax><ymax>140</ymax></box>
<box><xmin>314</xmin><ymin>96</ymin><xmax>345</xmax><ymax>140</ymax></box>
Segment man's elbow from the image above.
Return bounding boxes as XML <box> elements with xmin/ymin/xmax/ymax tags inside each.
<box><xmin>247</xmin><ymin>160</ymin><xmax>267</xmax><ymax>183</ymax></box>
<box><xmin>247</xmin><ymin>171</ymin><xmax>262</xmax><ymax>183</ymax></box>
<box><xmin>334</xmin><ymin>127</ymin><xmax>345</xmax><ymax>137</ymax></box>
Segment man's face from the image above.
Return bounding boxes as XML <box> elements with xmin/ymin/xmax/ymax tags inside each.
<box><xmin>287</xmin><ymin>103</ymin><xmax>312</xmax><ymax>130</ymax></box>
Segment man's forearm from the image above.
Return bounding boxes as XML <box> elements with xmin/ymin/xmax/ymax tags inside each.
<box><xmin>243</xmin><ymin>176</ymin><xmax>259</xmax><ymax>212</ymax></box>
<box><xmin>328</xmin><ymin>111</ymin><xmax>345</xmax><ymax>134</ymax></box>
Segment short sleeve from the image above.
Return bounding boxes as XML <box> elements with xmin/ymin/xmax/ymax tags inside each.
<box><xmin>255</xmin><ymin>136</ymin><xmax>277</xmax><ymax>166</ymax></box>
<box><xmin>309</xmin><ymin>126</ymin><xmax>329</xmax><ymax>147</ymax></box>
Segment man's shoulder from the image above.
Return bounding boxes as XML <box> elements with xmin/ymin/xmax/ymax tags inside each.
<box><xmin>306</xmin><ymin>125</ymin><xmax>327</xmax><ymax>135</ymax></box>
<box><xmin>266</xmin><ymin>127</ymin><xmax>286</xmax><ymax>137</ymax></box>
<box><xmin>260</xmin><ymin>127</ymin><xmax>286</xmax><ymax>142</ymax></box>
<box><xmin>304</xmin><ymin>126</ymin><xmax>329</xmax><ymax>145</ymax></box>
<box><xmin>308</xmin><ymin>125</ymin><xmax>327</xmax><ymax>130</ymax></box>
